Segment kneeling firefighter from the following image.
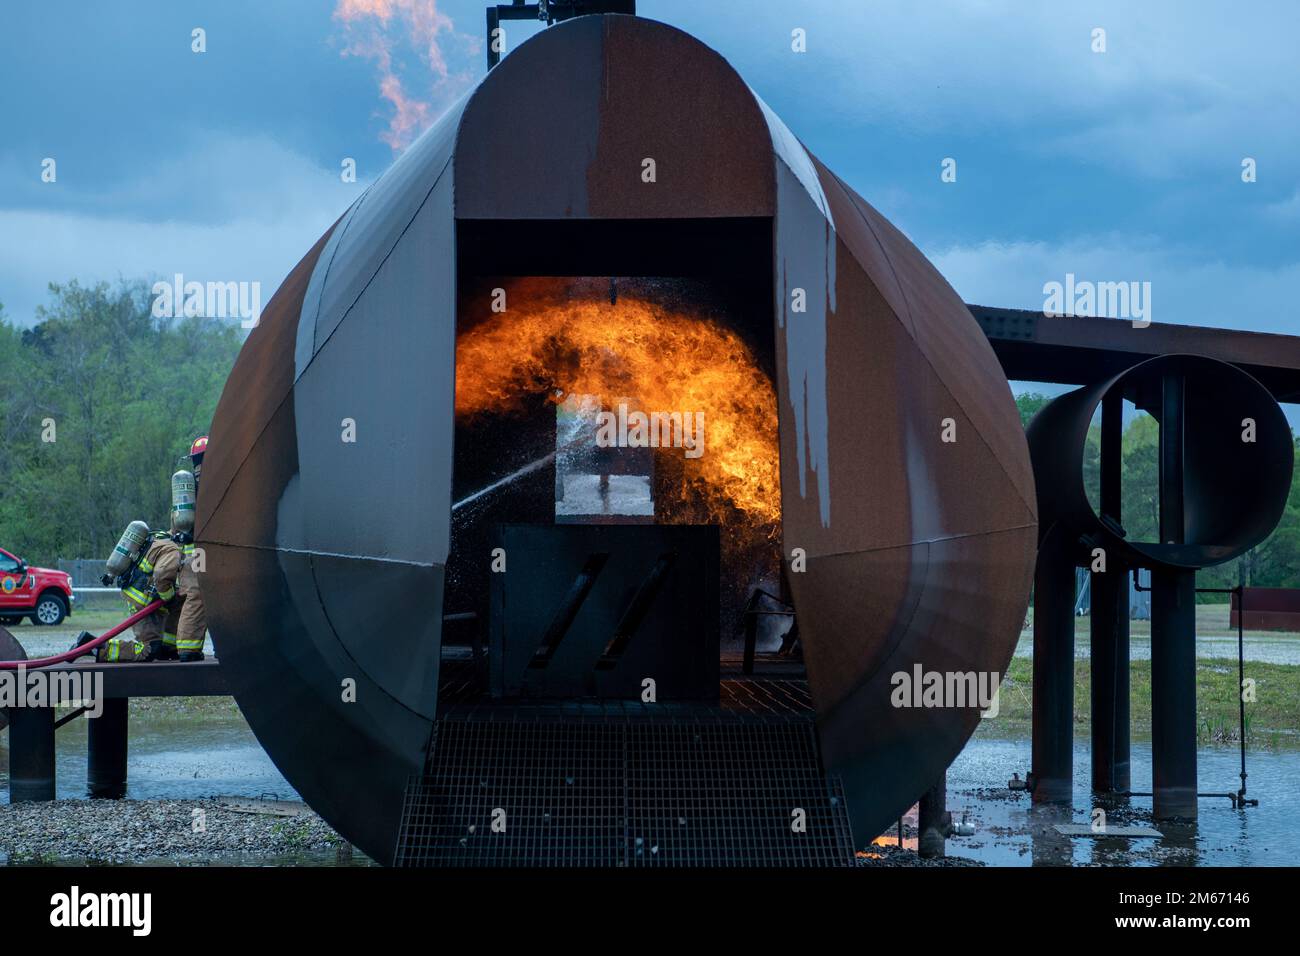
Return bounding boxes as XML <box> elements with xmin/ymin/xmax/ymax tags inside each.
<box><xmin>76</xmin><ymin>520</ymin><xmax>184</xmax><ymax>662</ymax></box>
<box><xmin>170</xmin><ymin>435</ymin><xmax>208</xmax><ymax>662</ymax></box>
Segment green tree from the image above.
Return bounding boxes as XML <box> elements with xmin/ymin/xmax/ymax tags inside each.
<box><xmin>0</xmin><ymin>280</ymin><xmax>242</xmax><ymax>566</ymax></box>
<box><xmin>1016</xmin><ymin>392</ymin><xmax>1052</xmax><ymax>428</ymax></box>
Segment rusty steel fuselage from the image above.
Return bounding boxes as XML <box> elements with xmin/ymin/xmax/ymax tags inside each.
<box><xmin>199</xmin><ymin>14</ymin><xmax>1037</xmax><ymax>863</ymax></box>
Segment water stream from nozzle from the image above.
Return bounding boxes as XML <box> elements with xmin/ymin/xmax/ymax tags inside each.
<box><xmin>451</xmin><ymin>451</ymin><xmax>557</xmax><ymax>513</ymax></box>
<box><xmin>451</xmin><ymin>427</ymin><xmax>600</xmax><ymax>514</ymax></box>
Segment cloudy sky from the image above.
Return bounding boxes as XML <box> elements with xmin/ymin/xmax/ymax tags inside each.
<box><xmin>2</xmin><ymin>0</ymin><xmax>1297</xmax><ymax>358</ymax></box>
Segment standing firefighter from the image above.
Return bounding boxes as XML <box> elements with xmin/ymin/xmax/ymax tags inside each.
<box><xmin>76</xmin><ymin>521</ymin><xmax>183</xmax><ymax>662</ymax></box>
<box><xmin>172</xmin><ymin>435</ymin><xmax>208</xmax><ymax>662</ymax></box>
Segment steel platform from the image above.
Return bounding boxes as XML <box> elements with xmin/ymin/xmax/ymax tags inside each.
<box><xmin>397</xmin><ymin>672</ymin><xmax>852</xmax><ymax>867</ymax></box>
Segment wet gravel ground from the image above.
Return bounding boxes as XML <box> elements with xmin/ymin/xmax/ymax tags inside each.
<box><xmin>0</xmin><ymin>799</ymin><xmax>344</xmax><ymax>864</ymax></box>
<box><xmin>855</xmin><ymin>842</ymin><xmax>982</xmax><ymax>866</ymax></box>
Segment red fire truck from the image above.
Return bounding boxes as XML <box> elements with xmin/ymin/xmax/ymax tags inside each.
<box><xmin>0</xmin><ymin>546</ymin><xmax>74</xmax><ymax>626</ymax></box>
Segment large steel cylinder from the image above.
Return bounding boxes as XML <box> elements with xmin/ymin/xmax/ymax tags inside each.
<box><xmin>199</xmin><ymin>13</ymin><xmax>1037</xmax><ymax>863</ymax></box>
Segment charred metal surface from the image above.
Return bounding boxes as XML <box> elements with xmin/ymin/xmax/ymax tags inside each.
<box><xmin>456</xmin><ymin>16</ymin><xmax>774</xmax><ymax>220</ymax></box>
<box><xmin>490</xmin><ymin>525</ymin><xmax>719</xmax><ymax>700</ymax></box>
<box><xmin>789</xmin><ymin>161</ymin><xmax>1036</xmax><ymax>844</ymax></box>
<box><xmin>202</xmin><ymin>13</ymin><xmax>1038</xmax><ymax>861</ymax></box>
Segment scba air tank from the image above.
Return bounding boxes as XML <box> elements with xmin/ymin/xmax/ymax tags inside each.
<box><xmin>171</xmin><ymin>470</ymin><xmax>197</xmax><ymax>533</ymax></box>
<box><xmin>105</xmin><ymin>520</ymin><xmax>151</xmax><ymax>578</ymax></box>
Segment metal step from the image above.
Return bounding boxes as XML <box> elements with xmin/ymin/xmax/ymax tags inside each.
<box><xmin>395</xmin><ymin>713</ymin><xmax>854</xmax><ymax>867</ymax></box>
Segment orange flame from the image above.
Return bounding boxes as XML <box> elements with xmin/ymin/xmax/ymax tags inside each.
<box><xmin>455</xmin><ymin>287</ymin><xmax>781</xmax><ymax>533</ymax></box>
<box><xmin>333</xmin><ymin>0</ymin><xmax>461</xmax><ymax>150</ymax></box>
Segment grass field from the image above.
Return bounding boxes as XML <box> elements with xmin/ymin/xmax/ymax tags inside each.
<box><xmin>1020</xmin><ymin>602</ymin><xmax>1300</xmax><ymax>642</ymax></box>
<box><xmin>981</xmin><ymin>656</ymin><xmax>1300</xmax><ymax>749</ymax></box>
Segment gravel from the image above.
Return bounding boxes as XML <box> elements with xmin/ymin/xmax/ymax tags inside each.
<box><xmin>0</xmin><ymin>799</ymin><xmax>980</xmax><ymax>867</ymax></box>
<box><xmin>0</xmin><ymin>798</ymin><xmax>346</xmax><ymax>864</ymax></box>
<box><xmin>855</xmin><ymin>842</ymin><xmax>983</xmax><ymax>867</ymax></box>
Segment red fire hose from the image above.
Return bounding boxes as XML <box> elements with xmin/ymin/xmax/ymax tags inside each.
<box><xmin>0</xmin><ymin>599</ymin><xmax>164</xmax><ymax>670</ymax></box>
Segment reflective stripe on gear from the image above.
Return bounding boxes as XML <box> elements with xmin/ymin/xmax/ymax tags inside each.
<box><xmin>98</xmin><ymin>639</ymin><xmax>147</xmax><ymax>663</ymax></box>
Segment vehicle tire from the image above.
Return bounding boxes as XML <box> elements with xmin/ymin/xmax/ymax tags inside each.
<box><xmin>0</xmin><ymin>615</ymin><xmax>21</xmax><ymax>626</ymax></box>
<box><xmin>33</xmin><ymin>592</ymin><xmax>68</xmax><ymax>626</ymax></box>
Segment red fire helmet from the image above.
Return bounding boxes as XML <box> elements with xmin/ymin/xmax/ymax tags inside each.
<box><xmin>189</xmin><ymin>435</ymin><xmax>209</xmax><ymax>460</ymax></box>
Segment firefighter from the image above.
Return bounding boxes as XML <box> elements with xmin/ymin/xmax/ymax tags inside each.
<box><xmin>173</xmin><ymin>435</ymin><xmax>208</xmax><ymax>662</ymax></box>
<box><xmin>76</xmin><ymin>523</ymin><xmax>184</xmax><ymax>662</ymax></box>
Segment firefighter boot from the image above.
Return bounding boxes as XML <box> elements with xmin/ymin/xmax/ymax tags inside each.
<box><xmin>178</xmin><ymin>650</ymin><xmax>205</xmax><ymax>663</ymax></box>
<box><xmin>67</xmin><ymin>631</ymin><xmax>97</xmax><ymax>661</ymax></box>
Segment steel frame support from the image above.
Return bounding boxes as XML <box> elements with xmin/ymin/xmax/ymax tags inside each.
<box><xmin>7</xmin><ymin>705</ymin><xmax>55</xmax><ymax>802</ymax></box>
<box><xmin>1032</xmin><ymin>531</ymin><xmax>1075</xmax><ymax>804</ymax></box>
<box><xmin>87</xmin><ymin>697</ymin><xmax>129</xmax><ymax>799</ymax></box>
<box><xmin>1152</xmin><ymin>372</ymin><xmax>1198</xmax><ymax>820</ymax></box>
<box><xmin>918</xmin><ymin>772</ymin><xmax>949</xmax><ymax>859</ymax></box>
<box><xmin>1091</xmin><ymin>393</ymin><xmax>1130</xmax><ymax>794</ymax></box>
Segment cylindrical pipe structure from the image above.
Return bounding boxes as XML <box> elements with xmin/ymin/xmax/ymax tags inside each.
<box><xmin>1028</xmin><ymin>354</ymin><xmax>1292</xmax><ymax>821</ymax></box>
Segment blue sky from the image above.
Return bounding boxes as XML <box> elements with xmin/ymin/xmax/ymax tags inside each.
<box><xmin>2</xmin><ymin>0</ymin><xmax>1297</xmax><ymax>359</ymax></box>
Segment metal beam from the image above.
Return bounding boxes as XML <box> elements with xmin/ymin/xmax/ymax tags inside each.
<box><xmin>970</xmin><ymin>305</ymin><xmax>1300</xmax><ymax>404</ymax></box>
<box><xmin>30</xmin><ymin>660</ymin><xmax>228</xmax><ymax>701</ymax></box>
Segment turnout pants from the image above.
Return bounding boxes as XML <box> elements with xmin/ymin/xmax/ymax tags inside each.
<box><xmin>176</xmin><ymin>565</ymin><xmax>206</xmax><ymax>656</ymax></box>
<box><xmin>97</xmin><ymin>597</ymin><xmax>183</xmax><ymax>662</ymax></box>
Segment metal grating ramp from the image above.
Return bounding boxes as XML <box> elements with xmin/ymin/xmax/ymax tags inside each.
<box><xmin>395</xmin><ymin>715</ymin><xmax>855</xmax><ymax>867</ymax></box>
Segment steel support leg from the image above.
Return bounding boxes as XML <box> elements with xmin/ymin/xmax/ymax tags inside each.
<box><xmin>1090</xmin><ymin>569</ymin><xmax>1131</xmax><ymax>793</ymax></box>
<box><xmin>87</xmin><ymin>697</ymin><xmax>129</xmax><ymax>799</ymax></box>
<box><xmin>918</xmin><ymin>773</ymin><xmax>949</xmax><ymax>859</ymax></box>
<box><xmin>1092</xmin><ymin>392</ymin><xmax>1130</xmax><ymax>794</ymax></box>
<box><xmin>1032</xmin><ymin>538</ymin><xmax>1075</xmax><ymax>804</ymax></box>
<box><xmin>7</xmin><ymin>705</ymin><xmax>56</xmax><ymax>802</ymax></box>
<box><xmin>1151</xmin><ymin>568</ymin><xmax>1198</xmax><ymax>819</ymax></box>
<box><xmin>1151</xmin><ymin>371</ymin><xmax>1197</xmax><ymax>820</ymax></box>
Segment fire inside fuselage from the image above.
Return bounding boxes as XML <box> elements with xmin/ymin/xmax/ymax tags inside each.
<box><xmin>450</xmin><ymin>277</ymin><xmax>783</xmax><ymax>640</ymax></box>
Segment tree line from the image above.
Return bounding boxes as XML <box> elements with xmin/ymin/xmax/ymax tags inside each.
<box><xmin>0</xmin><ymin>280</ymin><xmax>242</xmax><ymax>566</ymax></box>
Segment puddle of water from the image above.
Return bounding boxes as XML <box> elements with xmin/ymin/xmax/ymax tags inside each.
<box><xmin>0</xmin><ymin>717</ymin><xmax>295</xmax><ymax>802</ymax></box>
<box><xmin>4</xmin><ymin>698</ymin><xmax>1296</xmax><ymax>866</ymax></box>
<box><xmin>947</xmin><ymin>736</ymin><xmax>1300</xmax><ymax>866</ymax></box>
